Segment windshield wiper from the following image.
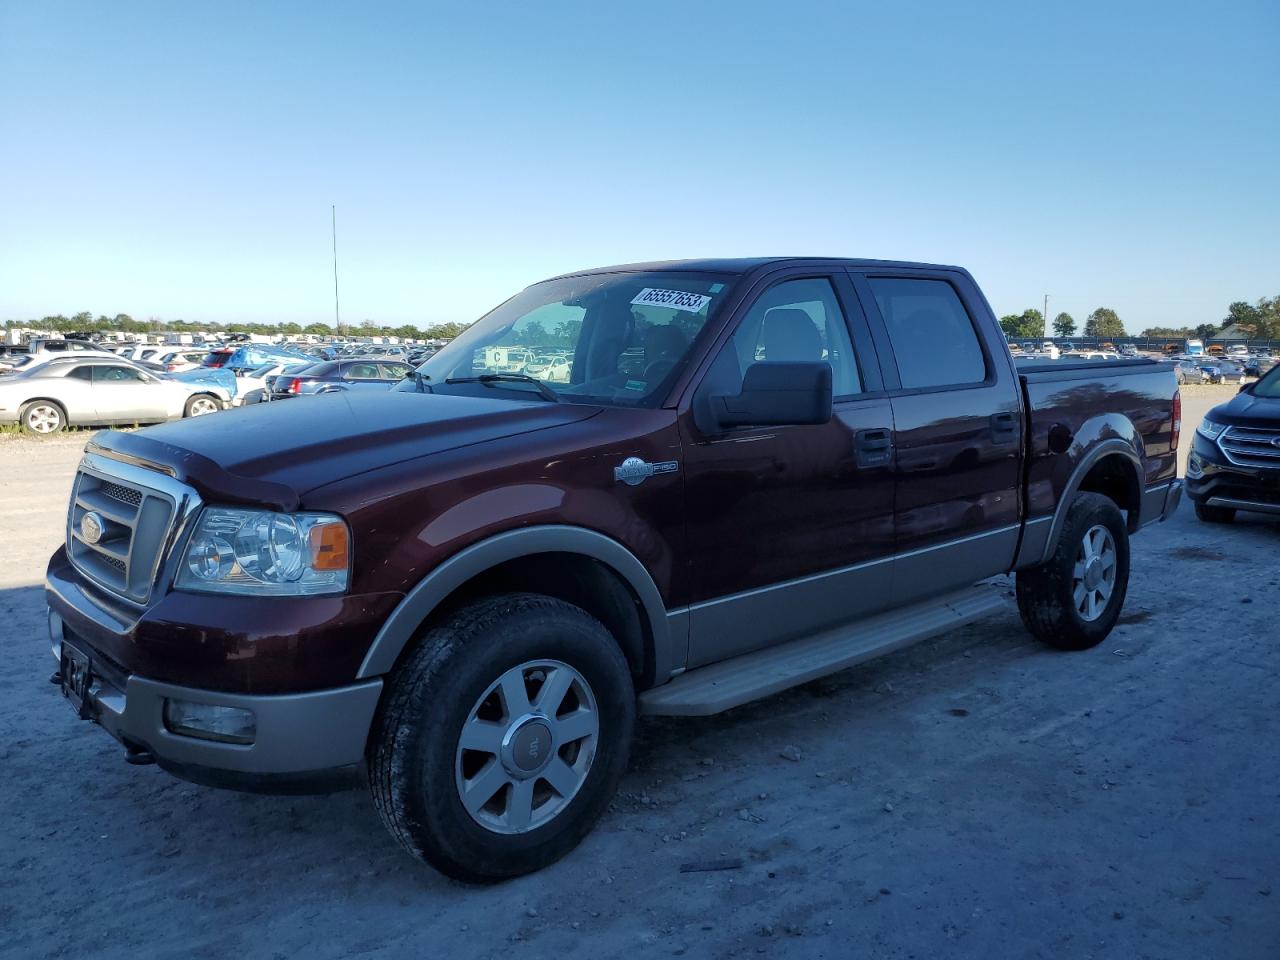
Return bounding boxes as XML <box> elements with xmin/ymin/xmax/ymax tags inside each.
<box><xmin>444</xmin><ymin>373</ymin><xmax>559</xmax><ymax>402</ymax></box>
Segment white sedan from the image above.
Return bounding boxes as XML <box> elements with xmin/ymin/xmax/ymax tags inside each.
<box><xmin>0</xmin><ymin>356</ymin><xmax>231</xmax><ymax>434</ymax></box>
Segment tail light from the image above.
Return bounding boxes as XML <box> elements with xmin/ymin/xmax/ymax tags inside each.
<box><xmin>288</xmin><ymin>378</ymin><xmax>302</xmax><ymax>394</ymax></box>
<box><xmin>1171</xmin><ymin>390</ymin><xmax>1181</xmax><ymax>452</ymax></box>
<box><xmin>167</xmin><ymin>362</ymin><xmax>180</xmax><ymax>372</ymax></box>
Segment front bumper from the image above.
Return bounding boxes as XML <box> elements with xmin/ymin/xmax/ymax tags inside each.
<box><xmin>1187</xmin><ymin>434</ymin><xmax>1280</xmax><ymax>516</ymax></box>
<box><xmin>49</xmin><ymin>608</ymin><xmax>382</xmax><ymax>793</ymax></box>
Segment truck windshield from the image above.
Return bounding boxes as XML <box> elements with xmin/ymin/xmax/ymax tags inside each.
<box><xmin>398</xmin><ymin>271</ymin><xmax>737</xmax><ymax>407</ymax></box>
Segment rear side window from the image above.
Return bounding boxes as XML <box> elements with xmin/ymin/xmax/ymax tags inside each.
<box><xmin>868</xmin><ymin>278</ymin><xmax>987</xmax><ymax>389</ymax></box>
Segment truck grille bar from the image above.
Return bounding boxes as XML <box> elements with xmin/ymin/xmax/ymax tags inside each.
<box><xmin>66</xmin><ymin>457</ymin><xmax>195</xmax><ymax>605</ymax></box>
<box><xmin>1218</xmin><ymin>426</ymin><xmax>1280</xmax><ymax>470</ymax></box>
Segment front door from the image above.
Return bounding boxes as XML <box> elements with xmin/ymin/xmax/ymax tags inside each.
<box><xmin>680</xmin><ymin>273</ymin><xmax>897</xmax><ymax>668</ymax></box>
<box><xmin>92</xmin><ymin>364</ymin><xmax>169</xmax><ymax>423</ymax></box>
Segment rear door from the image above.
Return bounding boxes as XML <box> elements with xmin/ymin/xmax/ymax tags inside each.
<box><xmin>680</xmin><ymin>269</ymin><xmax>898</xmax><ymax>667</ymax></box>
<box><xmin>851</xmin><ymin>269</ymin><xmax>1023</xmax><ymax>605</ymax></box>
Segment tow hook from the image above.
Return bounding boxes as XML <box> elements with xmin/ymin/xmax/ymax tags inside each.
<box><xmin>124</xmin><ymin>745</ymin><xmax>156</xmax><ymax>766</ymax></box>
<box><xmin>49</xmin><ymin>671</ymin><xmax>62</xmax><ymax>686</ymax></box>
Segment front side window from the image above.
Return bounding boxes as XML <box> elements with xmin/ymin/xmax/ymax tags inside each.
<box><xmin>721</xmin><ymin>278</ymin><xmax>861</xmax><ymax>398</ymax></box>
<box><xmin>402</xmin><ymin>271</ymin><xmax>737</xmax><ymax>406</ymax></box>
<box><xmin>94</xmin><ymin>365</ymin><xmax>146</xmax><ymax>383</ymax></box>
<box><xmin>868</xmin><ymin>277</ymin><xmax>987</xmax><ymax>389</ymax></box>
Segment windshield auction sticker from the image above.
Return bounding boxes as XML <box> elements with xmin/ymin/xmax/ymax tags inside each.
<box><xmin>630</xmin><ymin>288</ymin><xmax>712</xmax><ymax>313</ymax></box>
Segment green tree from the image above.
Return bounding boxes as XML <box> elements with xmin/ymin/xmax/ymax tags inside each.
<box><xmin>1052</xmin><ymin>312</ymin><xmax>1076</xmax><ymax>337</ymax></box>
<box><xmin>1084</xmin><ymin>307</ymin><xmax>1125</xmax><ymax>339</ymax></box>
<box><xmin>1256</xmin><ymin>295</ymin><xmax>1279</xmax><ymax>340</ymax></box>
<box><xmin>303</xmin><ymin>322</ymin><xmax>332</xmax><ymax>335</ymax></box>
<box><xmin>1222</xmin><ymin>301</ymin><xmax>1260</xmax><ymax>335</ymax></box>
<box><xmin>999</xmin><ymin>309</ymin><xmax>1043</xmax><ymax>339</ymax></box>
<box><xmin>1193</xmin><ymin>323</ymin><xmax>1219</xmax><ymax>340</ymax></box>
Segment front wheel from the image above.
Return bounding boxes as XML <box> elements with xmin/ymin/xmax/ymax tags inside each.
<box><xmin>1016</xmin><ymin>492</ymin><xmax>1130</xmax><ymax>650</ymax></box>
<box><xmin>184</xmin><ymin>394</ymin><xmax>221</xmax><ymax>417</ymax></box>
<box><xmin>369</xmin><ymin>594</ymin><xmax>635</xmax><ymax>881</ymax></box>
<box><xmin>1194</xmin><ymin>501</ymin><xmax>1236</xmax><ymax>523</ymax></box>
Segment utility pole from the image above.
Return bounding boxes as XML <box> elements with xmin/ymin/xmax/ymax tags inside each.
<box><xmin>332</xmin><ymin>205</ymin><xmax>342</xmax><ymax>336</ymax></box>
<box><xmin>1044</xmin><ymin>294</ymin><xmax>1050</xmax><ymax>337</ymax></box>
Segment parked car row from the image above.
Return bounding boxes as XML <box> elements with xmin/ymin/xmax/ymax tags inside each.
<box><xmin>0</xmin><ymin>356</ymin><xmax>231</xmax><ymax>433</ymax></box>
<box><xmin>1</xmin><ymin>335</ymin><xmax>423</xmax><ymax>432</ymax></box>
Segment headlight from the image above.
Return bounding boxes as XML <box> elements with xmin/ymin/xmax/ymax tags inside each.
<box><xmin>175</xmin><ymin>507</ymin><xmax>350</xmax><ymax>596</ymax></box>
<box><xmin>1196</xmin><ymin>419</ymin><xmax>1227</xmax><ymax>441</ymax></box>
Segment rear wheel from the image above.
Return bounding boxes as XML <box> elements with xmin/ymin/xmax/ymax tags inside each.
<box><xmin>1194</xmin><ymin>501</ymin><xmax>1236</xmax><ymax>524</ymax></box>
<box><xmin>1016</xmin><ymin>492</ymin><xmax>1130</xmax><ymax>650</ymax></box>
<box><xmin>369</xmin><ymin>594</ymin><xmax>635</xmax><ymax>881</ymax></box>
<box><xmin>184</xmin><ymin>394</ymin><xmax>220</xmax><ymax>417</ymax></box>
<box><xmin>21</xmin><ymin>401</ymin><xmax>65</xmax><ymax>434</ymax></box>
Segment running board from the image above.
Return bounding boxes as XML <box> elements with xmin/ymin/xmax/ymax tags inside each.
<box><xmin>639</xmin><ymin>583</ymin><xmax>1008</xmax><ymax>717</ymax></box>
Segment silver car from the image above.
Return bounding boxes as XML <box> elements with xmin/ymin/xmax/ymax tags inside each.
<box><xmin>0</xmin><ymin>357</ymin><xmax>230</xmax><ymax>434</ymax></box>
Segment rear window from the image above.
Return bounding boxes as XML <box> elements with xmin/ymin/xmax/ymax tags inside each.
<box><xmin>203</xmin><ymin>350</ymin><xmax>233</xmax><ymax>367</ymax></box>
<box><xmin>303</xmin><ymin>362</ymin><xmax>337</xmax><ymax>377</ymax></box>
<box><xmin>868</xmin><ymin>278</ymin><xmax>988</xmax><ymax>389</ymax></box>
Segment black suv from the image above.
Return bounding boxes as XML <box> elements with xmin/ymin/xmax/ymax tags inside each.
<box><xmin>1188</xmin><ymin>364</ymin><xmax>1280</xmax><ymax>522</ymax></box>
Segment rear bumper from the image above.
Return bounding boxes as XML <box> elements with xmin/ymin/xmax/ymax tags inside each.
<box><xmin>49</xmin><ymin>608</ymin><xmax>382</xmax><ymax>794</ymax></box>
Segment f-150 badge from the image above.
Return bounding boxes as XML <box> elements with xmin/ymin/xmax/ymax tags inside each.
<box><xmin>614</xmin><ymin>457</ymin><xmax>678</xmax><ymax>486</ymax></box>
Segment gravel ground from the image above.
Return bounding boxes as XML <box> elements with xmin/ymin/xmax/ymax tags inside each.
<box><xmin>2</xmin><ymin>385</ymin><xmax>1277</xmax><ymax>960</ymax></box>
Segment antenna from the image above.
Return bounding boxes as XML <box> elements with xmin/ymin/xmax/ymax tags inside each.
<box><xmin>332</xmin><ymin>204</ymin><xmax>341</xmax><ymax>336</ymax></box>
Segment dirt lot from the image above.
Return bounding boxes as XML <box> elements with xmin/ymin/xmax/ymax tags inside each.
<box><xmin>2</xmin><ymin>385</ymin><xmax>1277</xmax><ymax>960</ymax></box>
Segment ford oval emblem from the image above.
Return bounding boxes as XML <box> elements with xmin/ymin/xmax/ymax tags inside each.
<box><xmin>80</xmin><ymin>511</ymin><xmax>105</xmax><ymax>545</ymax></box>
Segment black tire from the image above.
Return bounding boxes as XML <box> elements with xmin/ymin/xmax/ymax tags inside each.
<box><xmin>1194</xmin><ymin>501</ymin><xmax>1236</xmax><ymax>524</ymax></box>
<box><xmin>369</xmin><ymin>594</ymin><xmax>635</xmax><ymax>881</ymax></box>
<box><xmin>1016</xmin><ymin>492</ymin><xmax>1130</xmax><ymax>651</ymax></box>
<box><xmin>20</xmin><ymin>400</ymin><xmax>66</xmax><ymax>435</ymax></box>
<box><xmin>184</xmin><ymin>394</ymin><xmax>221</xmax><ymax>417</ymax></box>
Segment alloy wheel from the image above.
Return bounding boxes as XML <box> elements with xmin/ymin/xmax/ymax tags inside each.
<box><xmin>1072</xmin><ymin>524</ymin><xmax>1117</xmax><ymax>622</ymax></box>
<box><xmin>26</xmin><ymin>404</ymin><xmax>62</xmax><ymax>433</ymax></box>
<box><xmin>454</xmin><ymin>659</ymin><xmax>599</xmax><ymax>835</ymax></box>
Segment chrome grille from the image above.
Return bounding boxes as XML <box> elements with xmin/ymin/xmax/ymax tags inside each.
<box><xmin>99</xmin><ymin>481</ymin><xmax>143</xmax><ymax>507</ymax></box>
<box><xmin>1219</xmin><ymin>426</ymin><xmax>1280</xmax><ymax>470</ymax></box>
<box><xmin>67</xmin><ymin>463</ymin><xmax>180</xmax><ymax>605</ymax></box>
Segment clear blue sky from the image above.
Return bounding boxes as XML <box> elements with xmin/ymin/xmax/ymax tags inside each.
<box><xmin>2</xmin><ymin>0</ymin><xmax>1277</xmax><ymax>333</ymax></box>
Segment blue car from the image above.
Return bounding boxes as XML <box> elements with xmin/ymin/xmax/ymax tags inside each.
<box><xmin>269</xmin><ymin>358</ymin><xmax>415</xmax><ymax>398</ymax></box>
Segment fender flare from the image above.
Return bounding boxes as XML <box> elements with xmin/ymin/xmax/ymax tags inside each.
<box><xmin>1036</xmin><ymin>438</ymin><xmax>1143</xmax><ymax>566</ymax></box>
<box><xmin>356</xmin><ymin>525</ymin><xmax>674</xmax><ymax>681</ymax></box>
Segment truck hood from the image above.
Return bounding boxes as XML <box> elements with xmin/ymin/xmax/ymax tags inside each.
<box><xmin>88</xmin><ymin>391</ymin><xmax>600</xmax><ymax>512</ymax></box>
<box><xmin>1207</xmin><ymin>390</ymin><xmax>1280</xmax><ymax>430</ymax></box>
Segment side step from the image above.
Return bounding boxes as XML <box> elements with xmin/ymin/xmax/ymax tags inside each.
<box><xmin>639</xmin><ymin>583</ymin><xmax>1009</xmax><ymax>717</ymax></box>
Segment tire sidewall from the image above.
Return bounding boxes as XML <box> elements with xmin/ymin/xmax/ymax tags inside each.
<box><xmin>387</xmin><ymin>597</ymin><xmax>634</xmax><ymax>878</ymax></box>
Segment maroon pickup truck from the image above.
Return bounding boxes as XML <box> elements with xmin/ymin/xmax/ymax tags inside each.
<box><xmin>46</xmin><ymin>258</ymin><xmax>1181</xmax><ymax>880</ymax></box>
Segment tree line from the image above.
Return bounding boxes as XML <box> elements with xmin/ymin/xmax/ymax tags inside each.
<box><xmin>3</xmin><ymin>312</ymin><xmax>471</xmax><ymax>341</ymax></box>
<box><xmin>998</xmin><ymin>293</ymin><xmax>1279</xmax><ymax>342</ymax></box>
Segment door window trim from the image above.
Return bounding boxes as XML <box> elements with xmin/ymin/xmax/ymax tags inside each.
<box><xmin>849</xmin><ymin>268</ymin><xmax>1000</xmax><ymax>398</ymax></box>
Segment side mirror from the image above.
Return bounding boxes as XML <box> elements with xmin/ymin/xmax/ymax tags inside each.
<box><xmin>711</xmin><ymin>361</ymin><xmax>833</xmax><ymax>429</ymax></box>
<box><xmin>1238</xmin><ymin>381</ymin><xmax>1253</xmax><ymax>394</ymax></box>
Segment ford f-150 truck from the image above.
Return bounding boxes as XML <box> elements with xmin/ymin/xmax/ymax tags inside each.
<box><xmin>46</xmin><ymin>258</ymin><xmax>1182</xmax><ymax>880</ymax></box>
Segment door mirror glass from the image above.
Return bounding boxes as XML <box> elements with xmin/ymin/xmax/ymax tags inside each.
<box><xmin>711</xmin><ymin>361</ymin><xmax>833</xmax><ymax>428</ymax></box>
